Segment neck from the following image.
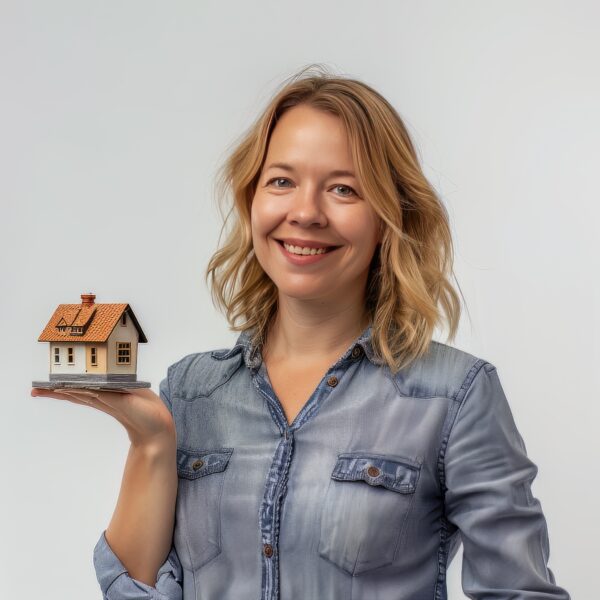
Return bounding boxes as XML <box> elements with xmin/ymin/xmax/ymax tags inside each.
<box><xmin>263</xmin><ymin>298</ymin><xmax>370</xmax><ymax>365</ymax></box>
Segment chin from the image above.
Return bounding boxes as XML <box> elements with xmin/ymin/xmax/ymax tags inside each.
<box><xmin>275</xmin><ymin>283</ymin><xmax>337</xmax><ymax>301</ymax></box>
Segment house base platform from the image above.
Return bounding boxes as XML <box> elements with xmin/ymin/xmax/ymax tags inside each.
<box><xmin>31</xmin><ymin>380</ymin><xmax>151</xmax><ymax>391</ymax></box>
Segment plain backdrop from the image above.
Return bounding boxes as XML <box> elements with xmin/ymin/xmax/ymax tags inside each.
<box><xmin>1</xmin><ymin>1</ymin><xmax>597</xmax><ymax>598</ymax></box>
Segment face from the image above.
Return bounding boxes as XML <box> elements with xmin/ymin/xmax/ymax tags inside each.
<box><xmin>251</xmin><ymin>104</ymin><xmax>382</xmax><ymax>308</ymax></box>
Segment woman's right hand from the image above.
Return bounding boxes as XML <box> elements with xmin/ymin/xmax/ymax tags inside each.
<box><xmin>30</xmin><ymin>386</ymin><xmax>176</xmax><ymax>449</ymax></box>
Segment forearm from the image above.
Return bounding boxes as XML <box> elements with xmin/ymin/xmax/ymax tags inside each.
<box><xmin>104</xmin><ymin>435</ymin><xmax>178</xmax><ymax>587</ymax></box>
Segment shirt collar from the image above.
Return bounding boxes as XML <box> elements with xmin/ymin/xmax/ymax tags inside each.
<box><xmin>211</xmin><ymin>323</ymin><xmax>382</xmax><ymax>369</ymax></box>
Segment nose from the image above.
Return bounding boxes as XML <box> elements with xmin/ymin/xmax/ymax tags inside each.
<box><xmin>287</xmin><ymin>183</ymin><xmax>327</xmax><ymax>228</ymax></box>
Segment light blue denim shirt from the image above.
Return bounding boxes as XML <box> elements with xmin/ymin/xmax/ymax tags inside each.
<box><xmin>93</xmin><ymin>324</ymin><xmax>570</xmax><ymax>599</ymax></box>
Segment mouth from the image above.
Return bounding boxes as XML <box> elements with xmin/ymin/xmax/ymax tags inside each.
<box><xmin>274</xmin><ymin>239</ymin><xmax>342</xmax><ymax>255</ymax></box>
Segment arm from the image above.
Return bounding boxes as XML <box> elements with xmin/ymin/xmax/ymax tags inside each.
<box><xmin>443</xmin><ymin>362</ymin><xmax>570</xmax><ymax>599</ymax></box>
<box><xmin>92</xmin><ymin>375</ymin><xmax>183</xmax><ymax>599</ymax></box>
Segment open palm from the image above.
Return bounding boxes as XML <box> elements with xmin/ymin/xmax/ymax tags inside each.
<box><xmin>30</xmin><ymin>386</ymin><xmax>176</xmax><ymax>447</ymax></box>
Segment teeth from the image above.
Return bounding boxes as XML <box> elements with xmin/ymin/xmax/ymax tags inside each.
<box><xmin>283</xmin><ymin>242</ymin><xmax>329</xmax><ymax>255</ymax></box>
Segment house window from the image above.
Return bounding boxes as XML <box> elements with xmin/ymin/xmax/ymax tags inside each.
<box><xmin>117</xmin><ymin>342</ymin><xmax>131</xmax><ymax>364</ymax></box>
<box><xmin>67</xmin><ymin>347</ymin><xmax>74</xmax><ymax>364</ymax></box>
<box><xmin>121</xmin><ymin>313</ymin><xmax>127</xmax><ymax>326</ymax></box>
<box><xmin>91</xmin><ymin>347</ymin><xmax>97</xmax><ymax>366</ymax></box>
<box><xmin>54</xmin><ymin>348</ymin><xmax>60</xmax><ymax>364</ymax></box>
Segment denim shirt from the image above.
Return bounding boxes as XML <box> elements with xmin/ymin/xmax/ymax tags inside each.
<box><xmin>92</xmin><ymin>324</ymin><xmax>570</xmax><ymax>600</ymax></box>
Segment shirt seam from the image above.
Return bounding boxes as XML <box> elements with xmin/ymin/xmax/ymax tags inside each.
<box><xmin>435</xmin><ymin>359</ymin><xmax>488</xmax><ymax>496</ymax></box>
<box><xmin>433</xmin><ymin>358</ymin><xmax>488</xmax><ymax>600</ymax></box>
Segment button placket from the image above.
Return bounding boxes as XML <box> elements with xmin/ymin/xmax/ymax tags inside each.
<box><xmin>252</xmin><ymin>359</ymin><xmax>348</xmax><ymax>598</ymax></box>
<box><xmin>257</xmin><ymin>431</ymin><xmax>295</xmax><ymax>600</ymax></box>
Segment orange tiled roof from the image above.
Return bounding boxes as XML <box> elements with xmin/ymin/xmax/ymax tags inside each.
<box><xmin>38</xmin><ymin>301</ymin><xmax>148</xmax><ymax>343</ymax></box>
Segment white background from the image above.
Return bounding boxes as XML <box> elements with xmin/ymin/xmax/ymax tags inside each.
<box><xmin>1</xmin><ymin>1</ymin><xmax>596</xmax><ymax>598</ymax></box>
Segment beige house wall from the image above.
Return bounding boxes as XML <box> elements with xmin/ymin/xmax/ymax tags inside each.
<box><xmin>106</xmin><ymin>312</ymin><xmax>138</xmax><ymax>375</ymax></box>
<box><xmin>86</xmin><ymin>344</ymin><xmax>108</xmax><ymax>373</ymax></box>
<box><xmin>49</xmin><ymin>343</ymin><xmax>86</xmax><ymax>375</ymax></box>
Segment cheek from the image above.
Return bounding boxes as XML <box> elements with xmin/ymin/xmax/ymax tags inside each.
<box><xmin>338</xmin><ymin>209</ymin><xmax>379</xmax><ymax>246</ymax></box>
<box><xmin>251</xmin><ymin>195</ymin><xmax>283</xmax><ymax>236</ymax></box>
<box><xmin>250</xmin><ymin>198</ymin><xmax>282</xmax><ymax>271</ymax></box>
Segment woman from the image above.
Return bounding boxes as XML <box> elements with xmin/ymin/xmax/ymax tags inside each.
<box><xmin>32</xmin><ymin>66</ymin><xmax>570</xmax><ymax>599</ymax></box>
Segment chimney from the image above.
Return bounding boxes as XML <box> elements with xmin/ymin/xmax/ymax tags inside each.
<box><xmin>81</xmin><ymin>293</ymin><xmax>96</xmax><ymax>306</ymax></box>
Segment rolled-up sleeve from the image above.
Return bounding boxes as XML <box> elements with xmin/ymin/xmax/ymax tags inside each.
<box><xmin>444</xmin><ymin>362</ymin><xmax>570</xmax><ymax>599</ymax></box>
<box><xmin>93</xmin><ymin>530</ymin><xmax>183</xmax><ymax>599</ymax></box>
<box><xmin>92</xmin><ymin>373</ymin><xmax>183</xmax><ymax>599</ymax></box>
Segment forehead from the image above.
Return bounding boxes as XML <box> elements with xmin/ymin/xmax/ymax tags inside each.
<box><xmin>266</xmin><ymin>105</ymin><xmax>354</xmax><ymax>170</ymax></box>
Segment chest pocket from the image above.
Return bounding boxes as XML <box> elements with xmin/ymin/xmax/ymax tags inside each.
<box><xmin>173</xmin><ymin>446</ymin><xmax>233</xmax><ymax>572</ymax></box>
<box><xmin>317</xmin><ymin>452</ymin><xmax>422</xmax><ymax>576</ymax></box>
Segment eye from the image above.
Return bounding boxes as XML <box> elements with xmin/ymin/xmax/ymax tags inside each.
<box><xmin>264</xmin><ymin>178</ymin><xmax>358</xmax><ymax>197</ymax></box>
<box><xmin>266</xmin><ymin>177</ymin><xmax>292</xmax><ymax>188</ymax></box>
<box><xmin>332</xmin><ymin>184</ymin><xmax>357</xmax><ymax>197</ymax></box>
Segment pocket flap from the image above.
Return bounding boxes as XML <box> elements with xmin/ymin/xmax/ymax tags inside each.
<box><xmin>331</xmin><ymin>452</ymin><xmax>421</xmax><ymax>493</ymax></box>
<box><xmin>176</xmin><ymin>447</ymin><xmax>234</xmax><ymax>480</ymax></box>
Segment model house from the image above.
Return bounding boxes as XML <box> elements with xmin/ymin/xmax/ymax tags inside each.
<box><xmin>32</xmin><ymin>292</ymin><xmax>150</xmax><ymax>389</ymax></box>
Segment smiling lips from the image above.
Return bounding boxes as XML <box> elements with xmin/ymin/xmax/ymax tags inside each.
<box><xmin>275</xmin><ymin>238</ymin><xmax>341</xmax><ymax>264</ymax></box>
<box><xmin>276</xmin><ymin>237</ymin><xmax>341</xmax><ymax>255</ymax></box>
<box><xmin>283</xmin><ymin>242</ymin><xmax>330</xmax><ymax>255</ymax></box>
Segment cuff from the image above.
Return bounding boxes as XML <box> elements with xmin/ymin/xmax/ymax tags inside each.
<box><xmin>93</xmin><ymin>530</ymin><xmax>183</xmax><ymax>600</ymax></box>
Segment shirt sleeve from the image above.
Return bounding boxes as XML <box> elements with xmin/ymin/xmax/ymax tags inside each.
<box><xmin>93</xmin><ymin>529</ymin><xmax>183</xmax><ymax>599</ymax></box>
<box><xmin>443</xmin><ymin>362</ymin><xmax>571</xmax><ymax>599</ymax></box>
<box><xmin>92</xmin><ymin>374</ymin><xmax>183</xmax><ymax>599</ymax></box>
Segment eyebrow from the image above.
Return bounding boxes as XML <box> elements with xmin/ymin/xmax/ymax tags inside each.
<box><xmin>264</xmin><ymin>162</ymin><xmax>357</xmax><ymax>179</ymax></box>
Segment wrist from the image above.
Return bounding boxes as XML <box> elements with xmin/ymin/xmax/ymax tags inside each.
<box><xmin>130</xmin><ymin>432</ymin><xmax>177</xmax><ymax>460</ymax></box>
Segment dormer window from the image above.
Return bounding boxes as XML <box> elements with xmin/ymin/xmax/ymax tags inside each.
<box><xmin>121</xmin><ymin>313</ymin><xmax>127</xmax><ymax>326</ymax></box>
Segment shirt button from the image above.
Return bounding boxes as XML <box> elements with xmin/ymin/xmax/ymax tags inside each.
<box><xmin>263</xmin><ymin>543</ymin><xmax>274</xmax><ymax>557</ymax></box>
<box><xmin>367</xmin><ymin>465</ymin><xmax>380</xmax><ymax>477</ymax></box>
<box><xmin>327</xmin><ymin>375</ymin><xmax>338</xmax><ymax>387</ymax></box>
<box><xmin>192</xmin><ymin>459</ymin><xmax>204</xmax><ymax>471</ymax></box>
<box><xmin>351</xmin><ymin>345</ymin><xmax>363</xmax><ymax>358</ymax></box>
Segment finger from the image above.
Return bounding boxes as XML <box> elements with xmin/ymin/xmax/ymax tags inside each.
<box><xmin>33</xmin><ymin>387</ymin><xmax>123</xmax><ymax>411</ymax></box>
<box><xmin>92</xmin><ymin>387</ymin><xmax>157</xmax><ymax>412</ymax></box>
<box><xmin>43</xmin><ymin>389</ymin><xmax>94</xmax><ymax>407</ymax></box>
<box><xmin>57</xmin><ymin>389</ymin><xmax>98</xmax><ymax>401</ymax></box>
<box><xmin>31</xmin><ymin>387</ymin><xmax>98</xmax><ymax>396</ymax></box>
<box><xmin>61</xmin><ymin>391</ymin><xmax>126</xmax><ymax>419</ymax></box>
<box><xmin>52</xmin><ymin>389</ymin><xmax>122</xmax><ymax>417</ymax></box>
<box><xmin>31</xmin><ymin>388</ymin><xmax>87</xmax><ymax>402</ymax></box>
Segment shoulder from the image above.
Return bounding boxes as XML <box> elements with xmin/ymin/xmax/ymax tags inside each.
<box><xmin>165</xmin><ymin>348</ymin><xmax>244</xmax><ymax>400</ymax></box>
<box><xmin>390</xmin><ymin>339</ymin><xmax>493</xmax><ymax>401</ymax></box>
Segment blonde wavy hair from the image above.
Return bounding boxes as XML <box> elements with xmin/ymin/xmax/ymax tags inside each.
<box><xmin>205</xmin><ymin>64</ymin><xmax>463</xmax><ymax>375</ymax></box>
